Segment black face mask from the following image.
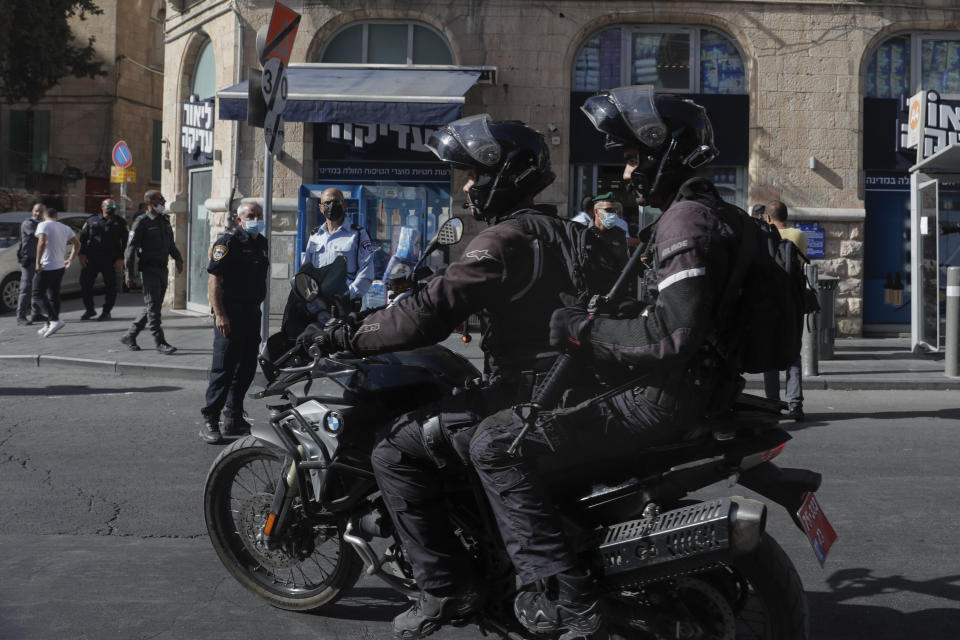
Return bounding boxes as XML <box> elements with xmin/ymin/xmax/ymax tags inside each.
<box><xmin>322</xmin><ymin>201</ymin><xmax>345</xmax><ymax>222</ymax></box>
<box><xmin>105</xmin><ymin>206</ymin><xmax>117</xmax><ymax>215</ymax></box>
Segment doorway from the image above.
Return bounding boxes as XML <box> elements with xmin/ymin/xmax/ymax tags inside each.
<box><xmin>187</xmin><ymin>168</ymin><xmax>212</xmax><ymax>311</ymax></box>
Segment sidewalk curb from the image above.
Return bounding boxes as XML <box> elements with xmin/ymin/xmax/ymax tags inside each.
<box><xmin>5</xmin><ymin>352</ymin><xmax>959</xmax><ymax>390</ymax></box>
<box><xmin>2</xmin><ymin>353</ymin><xmax>210</xmax><ymax>381</ymax></box>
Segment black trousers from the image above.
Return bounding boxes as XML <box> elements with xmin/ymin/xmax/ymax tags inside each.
<box><xmin>202</xmin><ymin>311</ymin><xmax>261</xmax><ymax>418</ymax></box>
<box><xmin>80</xmin><ymin>259</ymin><xmax>119</xmax><ymax>314</ymax></box>
<box><xmin>468</xmin><ymin>386</ymin><xmax>681</xmax><ymax>585</ymax></box>
<box><xmin>34</xmin><ymin>268</ymin><xmax>65</xmax><ymax>322</ymax></box>
<box><xmin>370</xmin><ymin>384</ymin><xmax>510</xmax><ymax>593</ymax></box>
<box><xmin>128</xmin><ymin>266</ymin><xmax>167</xmax><ymax>343</ymax></box>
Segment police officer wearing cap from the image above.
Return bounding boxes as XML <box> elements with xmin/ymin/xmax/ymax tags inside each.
<box><xmin>303</xmin><ymin>187</ymin><xmax>374</xmax><ymax>305</ymax></box>
<box><xmin>199</xmin><ymin>202</ymin><xmax>269</xmax><ymax>444</ymax></box>
<box><xmin>121</xmin><ymin>190</ymin><xmax>183</xmax><ymax>354</ymax></box>
<box><xmin>78</xmin><ymin>198</ymin><xmax>128</xmax><ymax>321</ymax></box>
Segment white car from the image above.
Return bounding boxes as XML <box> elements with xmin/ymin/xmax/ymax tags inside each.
<box><xmin>0</xmin><ymin>211</ymin><xmax>97</xmax><ymax>313</ymax></box>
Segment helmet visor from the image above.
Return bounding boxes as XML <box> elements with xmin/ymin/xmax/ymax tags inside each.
<box><xmin>426</xmin><ymin>114</ymin><xmax>502</xmax><ymax>168</ymax></box>
<box><xmin>581</xmin><ymin>85</ymin><xmax>667</xmax><ymax>150</ymax></box>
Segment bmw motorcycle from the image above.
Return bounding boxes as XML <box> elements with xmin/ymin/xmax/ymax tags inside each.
<box><xmin>203</xmin><ymin>217</ymin><xmax>835</xmax><ymax>639</ymax></box>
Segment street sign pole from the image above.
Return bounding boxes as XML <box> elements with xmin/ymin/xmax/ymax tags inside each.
<box><xmin>120</xmin><ymin>182</ymin><xmax>127</xmax><ymax>222</ymax></box>
<box><xmin>261</xmin><ymin>140</ymin><xmax>273</xmax><ymax>345</ymax></box>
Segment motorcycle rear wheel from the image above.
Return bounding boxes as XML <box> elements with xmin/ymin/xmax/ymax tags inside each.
<box><xmin>607</xmin><ymin>534</ymin><xmax>808</xmax><ymax>640</ymax></box>
<box><xmin>204</xmin><ymin>436</ymin><xmax>363</xmax><ymax>611</ymax></box>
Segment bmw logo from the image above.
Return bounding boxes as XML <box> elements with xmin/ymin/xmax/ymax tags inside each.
<box><xmin>325</xmin><ymin>412</ymin><xmax>343</xmax><ymax>434</ymax></box>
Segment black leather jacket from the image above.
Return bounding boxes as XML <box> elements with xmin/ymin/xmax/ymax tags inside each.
<box><xmin>346</xmin><ymin>205</ymin><xmax>575</xmax><ymax>379</ymax></box>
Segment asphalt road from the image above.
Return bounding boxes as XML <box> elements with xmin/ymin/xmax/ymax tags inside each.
<box><xmin>0</xmin><ymin>368</ymin><xmax>958</xmax><ymax>639</ymax></box>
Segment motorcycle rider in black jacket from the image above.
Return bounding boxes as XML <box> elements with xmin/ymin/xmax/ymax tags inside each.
<box><xmin>318</xmin><ymin>116</ymin><xmax>591</xmax><ymax>639</ymax></box>
<box><xmin>466</xmin><ymin>86</ymin><xmax>744</xmax><ymax>637</ymax></box>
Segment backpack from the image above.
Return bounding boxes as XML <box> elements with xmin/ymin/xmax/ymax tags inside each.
<box><xmin>714</xmin><ymin>212</ymin><xmax>814</xmax><ymax>374</ymax></box>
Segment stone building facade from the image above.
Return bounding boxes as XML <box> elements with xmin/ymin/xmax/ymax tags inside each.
<box><xmin>161</xmin><ymin>0</ymin><xmax>960</xmax><ymax>335</ymax></box>
<box><xmin>0</xmin><ymin>0</ymin><xmax>166</xmax><ymax>219</ymax></box>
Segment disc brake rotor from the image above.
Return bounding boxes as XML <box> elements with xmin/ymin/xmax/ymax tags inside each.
<box><xmin>236</xmin><ymin>493</ymin><xmax>303</xmax><ymax>570</ymax></box>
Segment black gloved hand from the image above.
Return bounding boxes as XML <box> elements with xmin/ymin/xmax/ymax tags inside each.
<box><xmin>549</xmin><ymin>307</ymin><xmax>591</xmax><ymax>348</ymax></box>
<box><xmin>308</xmin><ymin>322</ymin><xmax>351</xmax><ymax>357</ymax></box>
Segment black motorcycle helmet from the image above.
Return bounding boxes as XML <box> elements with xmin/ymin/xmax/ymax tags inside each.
<box><xmin>426</xmin><ymin>114</ymin><xmax>556</xmax><ymax>221</ymax></box>
<box><xmin>581</xmin><ymin>85</ymin><xmax>718</xmax><ymax>207</ymax></box>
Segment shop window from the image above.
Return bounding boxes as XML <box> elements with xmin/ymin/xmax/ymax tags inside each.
<box><xmin>7</xmin><ymin>110</ymin><xmax>50</xmax><ymax>180</ymax></box>
<box><xmin>573</xmin><ymin>26</ymin><xmax>745</xmax><ymax>94</ymax></box>
<box><xmin>866</xmin><ymin>33</ymin><xmax>960</xmax><ymax>99</ymax></box>
<box><xmin>320</xmin><ymin>22</ymin><xmax>453</xmax><ymax>65</ymax></box>
<box><xmin>190</xmin><ymin>40</ymin><xmax>215</xmax><ymax>101</ymax></box>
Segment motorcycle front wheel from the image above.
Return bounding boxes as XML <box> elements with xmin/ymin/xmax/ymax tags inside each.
<box><xmin>203</xmin><ymin>436</ymin><xmax>363</xmax><ymax>611</ymax></box>
<box><xmin>606</xmin><ymin>534</ymin><xmax>808</xmax><ymax>640</ymax></box>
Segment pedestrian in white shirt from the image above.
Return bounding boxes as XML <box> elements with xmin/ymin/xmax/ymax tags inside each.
<box><xmin>34</xmin><ymin>209</ymin><xmax>80</xmax><ymax>337</ymax></box>
<box><xmin>570</xmin><ymin>194</ymin><xmax>594</xmax><ymax>226</ymax></box>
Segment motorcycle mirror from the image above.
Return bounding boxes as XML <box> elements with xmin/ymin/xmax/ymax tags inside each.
<box><xmin>293</xmin><ymin>272</ymin><xmax>320</xmax><ymax>302</ymax></box>
<box><xmin>436</xmin><ymin>217</ymin><xmax>464</xmax><ymax>246</ymax></box>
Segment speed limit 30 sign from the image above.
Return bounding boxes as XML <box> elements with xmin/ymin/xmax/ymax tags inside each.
<box><xmin>262</xmin><ymin>57</ymin><xmax>288</xmax><ymax>154</ymax></box>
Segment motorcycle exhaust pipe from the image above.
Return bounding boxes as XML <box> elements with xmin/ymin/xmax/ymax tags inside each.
<box><xmin>596</xmin><ymin>497</ymin><xmax>766</xmax><ymax>586</ymax></box>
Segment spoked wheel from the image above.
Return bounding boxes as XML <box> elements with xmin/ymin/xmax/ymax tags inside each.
<box><xmin>604</xmin><ymin>535</ymin><xmax>808</xmax><ymax>639</ymax></box>
<box><xmin>203</xmin><ymin>436</ymin><xmax>362</xmax><ymax>611</ymax></box>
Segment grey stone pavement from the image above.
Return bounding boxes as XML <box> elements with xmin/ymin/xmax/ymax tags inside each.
<box><xmin>1</xmin><ymin>290</ymin><xmax>958</xmax><ymax>390</ymax></box>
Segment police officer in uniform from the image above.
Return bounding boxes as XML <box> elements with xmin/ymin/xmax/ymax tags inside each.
<box><xmin>199</xmin><ymin>202</ymin><xmax>269</xmax><ymax>444</ymax></box>
<box><xmin>78</xmin><ymin>198</ymin><xmax>127</xmax><ymax>321</ymax></box>
<box><xmin>313</xmin><ymin>116</ymin><xmax>597</xmax><ymax>640</ymax></box>
<box><xmin>303</xmin><ymin>187</ymin><xmax>374</xmax><ymax>306</ymax></box>
<box><xmin>121</xmin><ymin>190</ymin><xmax>183</xmax><ymax>354</ymax></box>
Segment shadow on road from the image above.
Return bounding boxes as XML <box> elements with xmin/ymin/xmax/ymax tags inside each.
<box><xmin>809</xmin><ymin>568</ymin><xmax>960</xmax><ymax>640</ymax></box>
<box><xmin>0</xmin><ymin>384</ymin><xmax>181</xmax><ymax>396</ymax></box>
<box><xmin>784</xmin><ymin>407</ymin><xmax>960</xmax><ymax>431</ymax></box>
<box><xmin>311</xmin><ymin>586</ymin><xmax>407</xmax><ymax>622</ymax></box>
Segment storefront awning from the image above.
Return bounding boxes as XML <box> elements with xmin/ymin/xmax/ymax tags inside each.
<box><xmin>217</xmin><ymin>63</ymin><xmax>492</xmax><ymax>125</ymax></box>
<box><xmin>910</xmin><ymin>142</ymin><xmax>960</xmax><ymax>174</ymax></box>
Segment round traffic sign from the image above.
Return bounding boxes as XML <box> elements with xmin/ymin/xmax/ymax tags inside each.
<box><xmin>112</xmin><ymin>141</ymin><xmax>133</xmax><ymax>168</ymax></box>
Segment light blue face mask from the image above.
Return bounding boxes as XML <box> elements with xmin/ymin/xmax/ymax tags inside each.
<box><xmin>244</xmin><ymin>219</ymin><xmax>265</xmax><ymax>236</ymax></box>
<box><xmin>599</xmin><ymin>210</ymin><xmax>620</xmax><ymax>230</ymax></box>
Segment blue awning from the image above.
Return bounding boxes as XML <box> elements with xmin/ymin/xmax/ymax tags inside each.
<box><xmin>217</xmin><ymin>63</ymin><xmax>490</xmax><ymax>125</ymax></box>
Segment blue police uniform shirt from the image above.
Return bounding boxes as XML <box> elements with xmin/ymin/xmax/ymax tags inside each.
<box><xmin>303</xmin><ymin>222</ymin><xmax>375</xmax><ymax>300</ymax></box>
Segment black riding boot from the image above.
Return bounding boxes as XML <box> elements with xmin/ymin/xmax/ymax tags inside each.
<box><xmin>392</xmin><ymin>587</ymin><xmax>482</xmax><ymax>640</ymax></box>
<box><xmin>514</xmin><ymin>570</ymin><xmax>602</xmax><ymax>636</ymax></box>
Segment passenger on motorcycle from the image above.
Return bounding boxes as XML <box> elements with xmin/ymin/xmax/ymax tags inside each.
<box><xmin>315</xmin><ymin>116</ymin><xmax>591</xmax><ymax>639</ymax></box>
<box><xmin>467</xmin><ymin>86</ymin><xmax>745</xmax><ymax>637</ymax></box>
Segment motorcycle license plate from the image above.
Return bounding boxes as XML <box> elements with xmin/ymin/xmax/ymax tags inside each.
<box><xmin>796</xmin><ymin>492</ymin><xmax>837</xmax><ymax>566</ymax></box>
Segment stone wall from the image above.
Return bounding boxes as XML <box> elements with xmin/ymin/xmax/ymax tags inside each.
<box><xmin>159</xmin><ymin>0</ymin><xmax>960</xmax><ymax>332</ymax></box>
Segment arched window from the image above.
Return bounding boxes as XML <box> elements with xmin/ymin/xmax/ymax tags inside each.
<box><xmin>190</xmin><ymin>40</ymin><xmax>215</xmax><ymax>101</ymax></box>
<box><xmin>573</xmin><ymin>26</ymin><xmax>746</xmax><ymax>94</ymax></box>
<box><xmin>320</xmin><ymin>21</ymin><xmax>453</xmax><ymax>65</ymax></box>
<box><xmin>866</xmin><ymin>33</ymin><xmax>960</xmax><ymax>99</ymax></box>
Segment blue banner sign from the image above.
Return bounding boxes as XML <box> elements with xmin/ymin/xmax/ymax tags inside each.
<box><xmin>795</xmin><ymin>222</ymin><xmax>825</xmax><ymax>259</ymax></box>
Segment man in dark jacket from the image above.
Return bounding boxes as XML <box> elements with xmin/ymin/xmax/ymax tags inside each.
<box><xmin>465</xmin><ymin>86</ymin><xmax>742</xmax><ymax>637</ymax></box>
<box><xmin>121</xmin><ymin>190</ymin><xmax>183</xmax><ymax>354</ymax></box>
<box><xmin>315</xmin><ymin>116</ymin><xmax>593</xmax><ymax>639</ymax></box>
<box><xmin>199</xmin><ymin>202</ymin><xmax>269</xmax><ymax>444</ymax></box>
<box><xmin>79</xmin><ymin>198</ymin><xmax>128</xmax><ymax>321</ymax></box>
<box><xmin>16</xmin><ymin>201</ymin><xmax>46</xmax><ymax>325</ymax></box>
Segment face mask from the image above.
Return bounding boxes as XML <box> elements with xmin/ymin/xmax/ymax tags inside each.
<box><xmin>152</xmin><ymin>203</ymin><xmax>165</xmax><ymax>215</ymax></box>
<box><xmin>105</xmin><ymin>206</ymin><xmax>117</xmax><ymax>215</ymax></box>
<box><xmin>244</xmin><ymin>219</ymin><xmax>265</xmax><ymax>236</ymax></box>
<box><xmin>322</xmin><ymin>201</ymin><xmax>344</xmax><ymax>222</ymax></box>
<box><xmin>599</xmin><ymin>210</ymin><xmax>619</xmax><ymax>230</ymax></box>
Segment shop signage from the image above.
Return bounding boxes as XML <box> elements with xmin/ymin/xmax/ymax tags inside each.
<box><xmin>326</xmin><ymin>123</ymin><xmax>439</xmax><ymax>154</ymax></box>
<box><xmin>315</xmin><ymin>161</ymin><xmax>451</xmax><ymax>183</ymax></box>
<box><xmin>181</xmin><ymin>97</ymin><xmax>214</xmax><ymax>167</ymax></box>
<box><xmin>110</xmin><ymin>166</ymin><xmax>136</xmax><ymax>183</ymax></box>
<box><xmin>897</xmin><ymin>90</ymin><xmax>960</xmax><ymax>160</ymax></box>
<box><xmin>794</xmin><ymin>222</ymin><xmax>825</xmax><ymax>259</ymax></box>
